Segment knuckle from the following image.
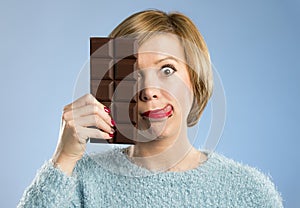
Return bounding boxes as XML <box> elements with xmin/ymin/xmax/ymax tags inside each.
<box><xmin>94</xmin><ymin>115</ymin><xmax>100</xmax><ymax>127</ymax></box>
<box><xmin>66</xmin><ymin>120</ymin><xmax>75</xmax><ymax>128</ymax></box>
<box><xmin>62</xmin><ymin>111</ymin><xmax>68</xmax><ymax>121</ymax></box>
<box><xmin>93</xmin><ymin>104</ymin><xmax>100</xmax><ymax>114</ymax></box>
<box><xmin>86</xmin><ymin>93</ymin><xmax>94</xmax><ymax>101</ymax></box>
<box><xmin>71</xmin><ymin>130</ymin><xmax>79</xmax><ymax>139</ymax></box>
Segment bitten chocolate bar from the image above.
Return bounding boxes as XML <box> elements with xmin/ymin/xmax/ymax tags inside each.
<box><xmin>90</xmin><ymin>37</ymin><xmax>138</xmax><ymax>144</ymax></box>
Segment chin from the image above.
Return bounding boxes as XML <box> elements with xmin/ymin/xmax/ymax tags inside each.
<box><xmin>139</xmin><ymin>115</ymin><xmax>181</xmax><ymax>143</ymax></box>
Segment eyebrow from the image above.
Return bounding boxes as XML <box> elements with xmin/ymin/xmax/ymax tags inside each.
<box><xmin>154</xmin><ymin>56</ymin><xmax>179</xmax><ymax>64</ymax></box>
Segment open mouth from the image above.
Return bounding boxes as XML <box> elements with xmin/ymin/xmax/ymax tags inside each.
<box><xmin>141</xmin><ymin>104</ymin><xmax>173</xmax><ymax>119</ymax></box>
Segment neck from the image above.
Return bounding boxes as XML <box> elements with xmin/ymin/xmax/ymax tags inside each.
<box><xmin>126</xmin><ymin>130</ymin><xmax>204</xmax><ymax>172</ymax></box>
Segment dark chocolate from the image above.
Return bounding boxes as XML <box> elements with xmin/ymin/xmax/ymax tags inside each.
<box><xmin>90</xmin><ymin>37</ymin><xmax>138</xmax><ymax>144</ymax></box>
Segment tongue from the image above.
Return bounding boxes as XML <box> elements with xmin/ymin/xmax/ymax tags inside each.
<box><xmin>150</xmin><ymin>105</ymin><xmax>172</xmax><ymax>116</ymax></box>
<box><xmin>163</xmin><ymin>105</ymin><xmax>172</xmax><ymax>113</ymax></box>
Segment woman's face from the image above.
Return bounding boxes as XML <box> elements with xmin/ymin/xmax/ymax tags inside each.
<box><xmin>137</xmin><ymin>33</ymin><xmax>194</xmax><ymax>141</ymax></box>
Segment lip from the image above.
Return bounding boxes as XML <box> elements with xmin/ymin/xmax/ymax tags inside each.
<box><xmin>141</xmin><ymin>104</ymin><xmax>173</xmax><ymax>119</ymax></box>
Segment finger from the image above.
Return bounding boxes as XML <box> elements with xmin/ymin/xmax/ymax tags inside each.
<box><xmin>74</xmin><ymin>114</ymin><xmax>115</xmax><ymax>134</ymax></box>
<box><xmin>64</xmin><ymin>94</ymin><xmax>104</xmax><ymax>112</ymax></box>
<box><xmin>63</xmin><ymin>104</ymin><xmax>113</xmax><ymax>127</ymax></box>
<box><xmin>76</xmin><ymin>125</ymin><xmax>113</xmax><ymax>143</ymax></box>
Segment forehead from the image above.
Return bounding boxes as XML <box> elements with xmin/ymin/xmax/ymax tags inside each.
<box><xmin>137</xmin><ymin>33</ymin><xmax>186</xmax><ymax>66</ymax></box>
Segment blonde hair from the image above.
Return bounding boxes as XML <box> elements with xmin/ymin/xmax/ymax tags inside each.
<box><xmin>109</xmin><ymin>9</ymin><xmax>213</xmax><ymax>126</ymax></box>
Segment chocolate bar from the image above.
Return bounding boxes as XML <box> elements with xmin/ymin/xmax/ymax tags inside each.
<box><xmin>90</xmin><ymin>37</ymin><xmax>138</xmax><ymax>144</ymax></box>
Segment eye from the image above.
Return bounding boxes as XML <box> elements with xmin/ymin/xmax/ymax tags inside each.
<box><xmin>160</xmin><ymin>64</ymin><xmax>177</xmax><ymax>77</ymax></box>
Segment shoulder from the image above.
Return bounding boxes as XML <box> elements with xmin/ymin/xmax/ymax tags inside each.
<box><xmin>73</xmin><ymin>147</ymin><xmax>140</xmax><ymax>177</ymax></box>
<box><xmin>203</xmin><ymin>152</ymin><xmax>283</xmax><ymax>207</ymax></box>
<box><xmin>73</xmin><ymin>148</ymin><xmax>117</xmax><ymax>176</ymax></box>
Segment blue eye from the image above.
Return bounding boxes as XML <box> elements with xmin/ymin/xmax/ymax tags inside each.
<box><xmin>160</xmin><ymin>64</ymin><xmax>176</xmax><ymax>76</ymax></box>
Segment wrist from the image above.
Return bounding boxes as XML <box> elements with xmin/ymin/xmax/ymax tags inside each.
<box><xmin>52</xmin><ymin>153</ymin><xmax>81</xmax><ymax>176</ymax></box>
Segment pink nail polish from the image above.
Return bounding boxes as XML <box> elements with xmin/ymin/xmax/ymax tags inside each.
<box><xmin>104</xmin><ymin>106</ymin><xmax>110</xmax><ymax>113</ymax></box>
<box><xmin>109</xmin><ymin>133</ymin><xmax>114</xmax><ymax>138</ymax></box>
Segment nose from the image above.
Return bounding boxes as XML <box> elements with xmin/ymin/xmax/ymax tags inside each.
<box><xmin>137</xmin><ymin>67</ymin><xmax>161</xmax><ymax>102</ymax></box>
<box><xmin>139</xmin><ymin>87</ymin><xmax>160</xmax><ymax>102</ymax></box>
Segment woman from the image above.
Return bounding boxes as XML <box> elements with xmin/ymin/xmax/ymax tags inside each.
<box><xmin>18</xmin><ymin>10</ymin><xmax>283</xmax><ymax>207</ymax></box>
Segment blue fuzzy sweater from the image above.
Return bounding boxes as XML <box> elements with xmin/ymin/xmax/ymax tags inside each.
<box><xmin>18</xmin><ymin>147</ymin><xmax>283</xmax><ymax>207</ymax></box>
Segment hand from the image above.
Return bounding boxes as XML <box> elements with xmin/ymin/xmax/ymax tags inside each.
<box><xmin>52</xmin><ymin>94</ymin><xmax>114</xmax><ymax>175</ymax></box>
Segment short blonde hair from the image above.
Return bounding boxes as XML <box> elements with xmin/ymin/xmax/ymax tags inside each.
<box><xmin>109</xmin><ymin>9</ymin><xmax>213</xmax><ymax>126</ymax></box>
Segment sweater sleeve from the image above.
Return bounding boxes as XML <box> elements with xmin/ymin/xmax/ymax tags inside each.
<box><xmin>241</xmin><ymin>167</ymin><xmax>284</xmax><ymax>208</ymax></box>
<box><xmin>17</xmin><ymin>160</ymin><xmax>83</xmax><ymax>208</ymax></box>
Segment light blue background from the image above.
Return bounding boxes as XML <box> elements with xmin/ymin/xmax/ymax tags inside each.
<box><xmin>0</xmin><ymin>1</ymin><xmax>299</xmax><ymax>207</ymax></box>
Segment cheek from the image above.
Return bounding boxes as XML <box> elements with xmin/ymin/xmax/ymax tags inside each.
<box><xmin>163</xmin><ymin>76</ymin><xmax>193</xmax><ymax>116</ymax></box>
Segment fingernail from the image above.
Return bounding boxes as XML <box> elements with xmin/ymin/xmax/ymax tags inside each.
<box><xmin>111</xmin><ymin>119</ymin><xmax>116</xmax><ymax>126</ymax></box>
<box><xmin>104</xmin><ymin>106</ymin><xmax>110</xmax><ymax>113</ymax></box>
<box><xmin>109</xmin><ymin>133</ymin><xmax>114</xmax><ymax>138</ymax></box>
<box><xmin>110</xmin><ymin>128</ymin><xmax>115</xmax><ymax>133</ymax></box>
